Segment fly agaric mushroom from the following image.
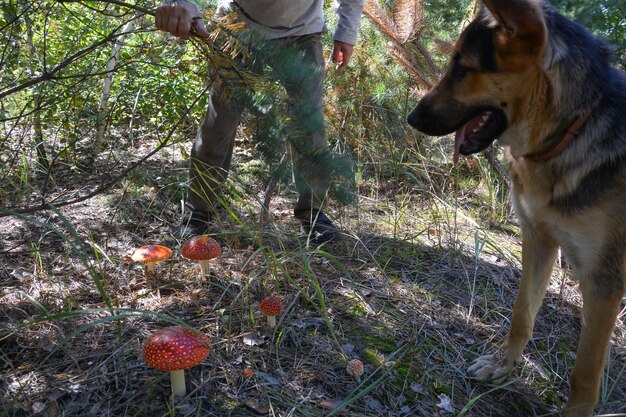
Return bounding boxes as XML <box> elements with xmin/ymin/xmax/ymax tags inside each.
<box><xmin>131</xmin><ymin>245</ymin><xmax>172</xmax><ymax>274</ymax></box>
<box><xmin>259</xmin><ymin>295</ymin><xmax>283</xmax><ymax>328</ymax></box>
<box><xmin>346</xmin><ymin>359</ymin><xmax>364</xmax><ymax>382</ymax></box>
<box><xmin>142</xmin><ymin>326</ymin><xmax>210</xmax><ymax>398</ymax></box>
<box><xmin>181</xmin><ymin>235</ymin><xmax>221</xmax><ymax>276</ymax></box>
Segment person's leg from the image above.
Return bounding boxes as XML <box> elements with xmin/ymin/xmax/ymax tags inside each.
<box><xmin>181</xmin><ymin>84</ymin><xmax>244</xmax><ymax>236</ymax></box>
<box><xmin>279</xmin><ymin>34</ymin><xmax>340</xmax><ymax>242</ymax></box>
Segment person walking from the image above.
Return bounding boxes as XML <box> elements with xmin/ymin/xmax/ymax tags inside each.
<box><xmin>155</xmin><ymin>0</ymin><xmax>365</xmax><ymax>243</ymax></box>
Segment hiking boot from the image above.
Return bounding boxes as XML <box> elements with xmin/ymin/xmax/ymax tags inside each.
<box><xmin>295</xmin><ymin>210</ymin><xmax>341</xmax><ymax>244</ymax></box>
<box><xmin>177</xmin><ymin>210</ymin><xmax>211</xmax><ymax>239</ymax></box>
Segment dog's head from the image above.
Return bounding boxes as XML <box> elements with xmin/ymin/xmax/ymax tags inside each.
<box><xmin>408</xmin><ymin>0</ymin><xmax>554</xmax><ymax>162</ymax></box>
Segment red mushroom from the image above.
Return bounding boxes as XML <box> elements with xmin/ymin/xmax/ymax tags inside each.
<box><xmin>142</xmin><ymin>326</ymin><xmax>210</xmax><ymax>398</ymax></box>
<box><xmin>131</xmin><ymin>245</ymin><xmax>172</xmax><ymax>274</ymax></box>
<box><xmin>346</xmin><ymin>359</ymin><xmax>364</xmax><ymax>382</ymax></box>
<box><xmin>181</xmin><ymin>235</ymin><xmax>221</xmax><ymax>276</ymax></box>
<box><xmin>259</xmin><ymin>295</ymin><xmax>283</xmax><ymax>328</ymax></box>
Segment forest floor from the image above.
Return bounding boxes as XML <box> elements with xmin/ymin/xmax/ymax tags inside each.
<box><xmin>1</xmin><ymin>134</ymin><xmax>625</xmax><ymax>417</ymax></box>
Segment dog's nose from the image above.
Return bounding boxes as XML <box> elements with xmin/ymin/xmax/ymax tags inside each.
<box><xmin>407</xmin><ymin>105</ymin><xmax>425</xmax><ymax>130</ymax></box>
<box><xmin>407</xmin><ymin>98</ymin><xmax>463</xmax><ymax>136</ymax></box>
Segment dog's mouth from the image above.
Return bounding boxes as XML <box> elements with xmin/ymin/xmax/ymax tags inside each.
<box><xmin>453</xmin><ymin>108</ymin><xmax>507</xmax><ymax>163</ymax></box>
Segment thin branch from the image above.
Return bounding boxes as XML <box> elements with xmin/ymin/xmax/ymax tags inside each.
<box><xmin>0</xmin><ymin>1</ymin><xmax>36</xmax><ymax>32</ymax></box>
<box><xmin>0</xmin><ymin>83</ymin><xmax>211</xmax><ymax>217</ymax></box>
<box><xmin>56</xmin><ymin>0</ymin><xmax>154</xmax><ymax>16</ymax></box>
<box><xmin>0</xmin><ymin>20</ymin><xmax>137</xmax><ymax>100</ymax></box>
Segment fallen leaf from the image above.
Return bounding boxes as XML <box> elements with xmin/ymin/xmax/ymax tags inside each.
<box><xmin>318</xmin><ymin>399</ymin><xmax>342</xmax><ymax>411</ymax></box>
<box><xmin>258</xmin><ymin>371</ymin><xmax>280</xmax><ymax>385</ymax></box>
<box><xmin>44</xmin><ymin>400</ymin><xmax>61</xmax><ymax>417</ymax></box>
<box><xmin>410</xmin><ymin>381</ymin><xmax>427</xmax><ymax>395</ymax></box>
<box><xmin>364</xmin><ymin>397</ymin><xmax>383</xmax><ymax>411</ymax></box>
<box><xmin>244</xmin><ymin>398</ymin><xmax>269</xmax><ymax>414</ymax></box>
<box><xmin>243</xmin><ymin>332</ymin><xmax>264</xmax><ymax>346</ymax></box>
<box><xmin>436</xmin><ymin>393</ymin><xmax>454</xmax><ymax>413</ymax></box>
<box><xmin>32</xmin><ymin>402</ymin><xmax>45</xmax><ymax>414</ymax></box>
<box><xmin>341</xmin><ymin>343</ymin><xmax>355</xmax><ymax>355</ymax></box>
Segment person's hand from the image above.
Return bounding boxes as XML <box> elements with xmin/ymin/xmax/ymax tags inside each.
<box><xmin>155</xmin><ymin>0</ymin><xmax>209</xmax><ymax>40</ymax></box>
<box><xmin>331</xmin><ymin>40</ymin><xmax>355</xmax><ymax>70</ymax></box>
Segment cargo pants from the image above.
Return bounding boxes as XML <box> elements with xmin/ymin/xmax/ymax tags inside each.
<box><xmin>186</xmin><ymin>32</ymin><xmax>330</xmax><ymax>220</ymax></box>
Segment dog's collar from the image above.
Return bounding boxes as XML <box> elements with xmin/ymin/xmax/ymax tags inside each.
<box><xmin>525</xmin><ymin>107</ymin><xmax>594</xmax><ymax>163</ymax></box>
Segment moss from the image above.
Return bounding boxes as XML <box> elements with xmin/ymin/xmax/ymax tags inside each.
<box><xmin>433</xmin><ymin>383</ymin><xmax>452</xmax><ymax>396</ymax></box>
<box><xmin>348</xmin><ymin>302</ymin><xmax>368</xmax><ymax>317</ymax></box>
<box><xmin>362</xmin><ymin>347</ymin><xmax>384</xmax><ymax>366</ymax></box>
<box><xmin>211</xmin><ymin>395</ymin><xmax>239</xmax><ymax>411</ymax></box>
<box><xmin>364</xmin><ymin>333</ymin><xmax>397</xmax><ymax>353</ymax></box>
<box><xmin>395</xmin><ymin>360</ymin><xmax>420</xmax><ymax>384</ymax></box>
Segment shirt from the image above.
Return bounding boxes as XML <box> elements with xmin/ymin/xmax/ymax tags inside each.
<box><xmin>216</xmin><ymin>0</ymin><xmax>364</xmax><ymax>45</ymax></box>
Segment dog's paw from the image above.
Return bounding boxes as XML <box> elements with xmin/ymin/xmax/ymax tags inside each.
<box><xmin>467</xmin><ymin>354</ymin><xmax>514</xmax><ymax>384</ymax></box>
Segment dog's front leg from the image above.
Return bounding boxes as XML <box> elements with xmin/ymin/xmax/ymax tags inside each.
<box><xmin>469</xmin><ymin>227</ymin><xmax>558</xmax><ymax>382</ymax></box>
<box><xmin>564</xmin><ymin>279</ymin><xmax>623</xmax><ymax>417</ymax></box>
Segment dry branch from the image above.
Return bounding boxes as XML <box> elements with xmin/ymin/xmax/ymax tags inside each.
<box><xmin>393</xmin><ymin>0</ymin><xmax>425</xmax><ymax>42</ymax></box>
<box><xmin>363</xmin><ymin>0</ymin><xmax>439</xmax><ymax>89</ymax></box>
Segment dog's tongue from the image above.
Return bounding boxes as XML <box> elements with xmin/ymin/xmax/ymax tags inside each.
<box><xmin>453</xmin><ymin>114</ymin><xmax>484</xmax><ymax>164</ymax></box>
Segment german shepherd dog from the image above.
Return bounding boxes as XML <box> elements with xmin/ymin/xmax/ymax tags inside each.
<box><xmin>407</xmin><ymin>0</ymin><xmax>625</xmax><ymax>415</ymax></box>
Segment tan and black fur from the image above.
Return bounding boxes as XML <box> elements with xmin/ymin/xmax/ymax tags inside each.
<box><xmin>407</xmin><ymin>0</ymin><xmax>626</xmax><ymax>415</ymax></box>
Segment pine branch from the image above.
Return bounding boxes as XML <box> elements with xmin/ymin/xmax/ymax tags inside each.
<box><xmin>392</xmin><ymin>0</ymin><xmax>425</xmax><ymax>43</ymax></box>
<box><xmin>364</xmin><ymin>0</ymin><xmax>401</xmax><ymax>44</ymax></box>
<box><xmin>364</xmin><ymin>0</ymin><xmax>439</xmax><ymax>88</ymax></box>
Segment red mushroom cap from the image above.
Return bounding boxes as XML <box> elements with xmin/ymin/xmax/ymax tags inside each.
<box><xmin>181</xmin><ymin>235</ymin><xmax>221</xmax><ymax>261</ymax></box>
<box><xmin>142</xmin><ymin>326</ymin><xmax>210</xmax><ymax>371</ymax></box>
<box><xmin>259</xmin><ymin>295</ymin><xmax>283</xmax><ymax>316</ymax></box>
<box><xmin>131</xmin><ymin>245</ymin><xmax>173</xmax><ymax>263</ymax></box>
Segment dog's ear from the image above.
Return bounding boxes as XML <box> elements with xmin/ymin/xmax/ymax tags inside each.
<box><xmin>480</xmin><ymin>0</ymin><xmax>547</xmax><ymax>69</ymax></box>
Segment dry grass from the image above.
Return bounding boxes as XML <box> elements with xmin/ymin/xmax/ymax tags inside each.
<box><xmin>1</xmin><ymin>139</ymin><xmax>625</xmax><ymax>417</ymax></box>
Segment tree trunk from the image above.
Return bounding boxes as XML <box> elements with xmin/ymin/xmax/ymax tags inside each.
<box><xmin>93</xmin><ymin>18</ymin><xmax>136</xmax><ymax>157</ymax></box>
<box><xmin>26</xmin><ymin>12</ymin><xmax>49</xmax><ymax>173</ymax></box>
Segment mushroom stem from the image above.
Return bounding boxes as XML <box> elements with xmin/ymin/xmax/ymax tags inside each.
<box><xmin>170</xmin><ymin>369</ymin><xmax>186</xmax><ymax>398</ymax></box>
<box><xmin>267</xmin><ymin>315</ymin><xmax>277</xmax><ymax>328</ymax></box>
<box><xmin>199</xmin><ymin>259</ymin><xmax>210</xmax><ymax>276</ymax></box>
<box><xmin>146</xmin><ymin>261</ymin><xmax>156</xmax><ymax>274</ymax></box>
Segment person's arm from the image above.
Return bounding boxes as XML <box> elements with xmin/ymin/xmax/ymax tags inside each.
<box><xmin>155</xmin><ymin>0</ymin><xmax>210</xmax><ymax>40</ymax></box>
<box><xmin>332</xmin><ymin>0</ymin><xmax>365</xmax><ymax>70</ymax></box>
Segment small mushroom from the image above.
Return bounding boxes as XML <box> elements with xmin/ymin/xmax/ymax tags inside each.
<box><xmin>259</xmin><ymin>295</ymin><xmax>283</xmax><ymax>329</ymax></box>
<box><xmin>131</xmin><ymin>245</ymin><xmax>172</xmax><ymax>274</ymax></box>
<box><xmin>181</xmin><ymin>235</ymin><xmax>221</xmax><ymax>276</ymax></box>
<box><xmin>142</xmin><ymin>326</ymin><xmax>211</xmax><ymax>398</ymax></box>
<box><xmin>346</xmin><ymin>359</ymin><xmax>364</xmax><ymax>382</ymax></box>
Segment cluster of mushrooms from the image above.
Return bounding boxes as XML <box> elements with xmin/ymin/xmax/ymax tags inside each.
<box><xmin>130</xmin><ymin>235</ymin><xmax>221</xmax><ymax>276</ymax></box>
<box><xmin>133</xmin><ymin>235</ymin><xmax>365</xmax><ymax>400</ymax></box>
